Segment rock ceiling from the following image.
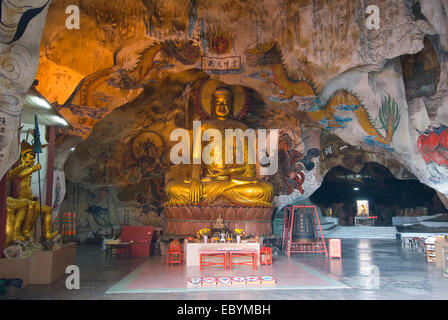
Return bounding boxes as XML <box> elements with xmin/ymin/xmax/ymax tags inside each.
<box><xmin>30</xmin><ymin>0</ymin><xmax>448</xmax><ymax>208</ymax></box>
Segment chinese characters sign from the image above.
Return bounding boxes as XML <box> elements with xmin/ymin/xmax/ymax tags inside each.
<box><xmin>202</xmin><ymin>56</ymin><xmax>241</xmax><ymax>71</ymax></box>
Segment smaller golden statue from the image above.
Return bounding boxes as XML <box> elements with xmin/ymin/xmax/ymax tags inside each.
<box><xmin>5</xmin><ymin>141</ymin><xmax>58</xmax><ymax>247</ymax></box>
<box><xmin>212</xmin><ymin>215</ymin><xmax>225</xmax><ymax>229</ymax></box>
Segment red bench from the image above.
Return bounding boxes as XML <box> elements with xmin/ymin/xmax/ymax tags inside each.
<box><xmin>199</xmin><ymin>250</ymin><xmax>227</xmax><ymax>270</ymax></box>
<box><xmin>229</xmin><ymin>250</ymin><xmax>257</xmax><ymax>270</ymax></box>
<box><xmin>117</xmin><ymin>226</ymin><xmax>154</xmax><ymax>257</ymax></box>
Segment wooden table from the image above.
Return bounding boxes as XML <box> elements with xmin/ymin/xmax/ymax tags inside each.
<box><xmin>229</xmin><ymin>250</ymin><xmax>257</xmax><ymax>270</ymax></box>
<box><xmin>105</xmin><ymin>242</ymin><xmax>132</xmax><ymax>261</ymax></box>
<box><xmin>199</xmin><ymin>250</ymin><xmax>227</xmax><ymax>270</ymax></box>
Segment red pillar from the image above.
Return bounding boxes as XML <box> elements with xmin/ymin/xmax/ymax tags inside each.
<box><xmin>45</xmin><ymin>126</ymin><xmax>55</xmax><ymax>207</ymax></box>
<box><xmin>0</xmin><ymin>174</ymin><xmax>7</xmax><ymax>257</ymax></box>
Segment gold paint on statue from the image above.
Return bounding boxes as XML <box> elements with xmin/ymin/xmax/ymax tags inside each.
<box><xmin>5</xmin><ymin>141</ymin><xmax>58</xmax><ymax>247</ymax></box>
<box><xmin>166</xmin><ymin>87</ymin><xmax>274</xmax><ymax>207</ymax></box>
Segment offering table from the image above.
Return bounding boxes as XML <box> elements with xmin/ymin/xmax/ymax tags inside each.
<box><xmin>354</xmin><ymin>216</ymin><xmax>377</xmax><ymax>226</ymax></box>
<box><xmin>185</xmin><ymin>242</ymin><xmax>260</xmax><ymax>266</ymax></box>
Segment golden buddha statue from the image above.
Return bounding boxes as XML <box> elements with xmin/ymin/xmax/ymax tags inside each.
<box><xmin>5</xmin><ymin>141</ymin><xmax>58</xmax><ymax>247</ymax></box>
<box><xmin>165</xmin><ymin>85</ymin><xmax>274</xmax><ymax>207</ymax></box>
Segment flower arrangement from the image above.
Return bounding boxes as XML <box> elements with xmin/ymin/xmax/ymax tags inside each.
<box><xmin>234</xmin><ymin>228</ymin><xmax>247</xmax><ymax>239</ymax></box>
<box><xmin>197</xmin><ymin>228</ymin><xmax>210</xmax><ymax>239</ymax></box>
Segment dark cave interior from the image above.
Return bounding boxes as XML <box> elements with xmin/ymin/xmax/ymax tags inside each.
<box><xmin>310</xmin><ymin>162</ymin><xmax>446</xmax><ymax>225</ymax></box>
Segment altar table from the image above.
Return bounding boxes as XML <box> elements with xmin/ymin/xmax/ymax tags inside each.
<box><xmin>185</xmin><ymin>242</ymin><xmax>260</xmax><ymax>266</ymax></box>
<box><xmin>354</xmin><ymin>216</ymin><xmax>377</xmax><ymax>226</ymax></box>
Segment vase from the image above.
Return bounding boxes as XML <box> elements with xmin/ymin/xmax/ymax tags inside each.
<box><xmin>204</xmin><ymin>235</ymin><xmax>208</xmax><ymax>243</ymax></box>
<box><xmin>237</xmin><ymin>235</ymin><xmax>241</xmax><ymax>243</ymax></box>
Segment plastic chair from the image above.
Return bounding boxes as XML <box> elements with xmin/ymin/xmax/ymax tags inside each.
<box><xmin>260</xmin><ymin>246</ymin><xmax>272</xmax><ymax>265</ymax></box>
<box><xmin>166</xmin><ymin>240</ymin><xmax>183</xmax><ymax>265</ymax></box>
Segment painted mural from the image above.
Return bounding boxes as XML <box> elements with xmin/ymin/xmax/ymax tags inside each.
<box><xmin>245</xmin><ymin>41</ymin><xmax>402</xmax><ymax>149</ymax></box>
<box><xmin>200</xmin><ymin>24</ymin><xmax>242</xmax><ymax>75</ymax></box>
<box><xmin>32</xmin><ymin>0</ymin><xmax>448</xmax><ymax>236</ymax></box>
<box><xmin>52</xmin><ymin>170</ymin><xmax>66</xmax><ymax>220</ymax></box>
<box><xmin>64</xmin><ymin>180</ymin><xmax>164</xmax><ymax>242</ymax></box>
<box><xmin>245</xmin><ymin>41</ymin><xmax>317</xmax><ymax>101</ymax></box>
<box><xmin>275</xmin><ymin>130</ymin><xmax>319</xmax><ymax>195</ymax></box>
<box><xmin>417</xmin><ymin>123</ymin><xmax>448</xmax><ymax>184</ymax></box>
<box><xmin>60</xmin><ymin>39</ymin><xmax>202</xmax><ymax>138</ymax></box>
<box><xmin>124</xmin><ymin>131</ymin><xmax>168</xmax><ymax>203</ymax></box>
<box><xmin>78</xmin><ymin>188</ymin><xmax>121</xmax><ymax>239</ymax></box>
<box><xmin>206</xmin><ymin>26</ymin><xmax>235</xmax><ymax>55</ymax></box>
<box><xmin>133</xmin><ymin>195</ymin><xmax>164</xmax><ymax>227</ymax></box>
<box><xmin>269</xmin><ymin>127</ymin><xmax>322</xmax><ymax>211</ymax></box>
<box><xmin>0</xmin><ymin>0</ymin><xmax>50</xmax><ymax>181</ymax></box>
<box><xmin>0</xmin><ymin>0</ymin><xmax>50</xmax><ymax>45</ymax></box>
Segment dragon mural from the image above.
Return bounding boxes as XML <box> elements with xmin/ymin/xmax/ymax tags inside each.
<box><xmin>245</xmin><ymin>41</ymin><xmax>401</xmax><ymax>146</ymax></box>
<box><xmin>245</xmin><ymin>41</ymin><xmax>317</xmax><ymax>99</ymax></box>
<box><xmin>61</xmin><ymin>39</ymin><xmax>201</xmax><ymax>138</ymax></box>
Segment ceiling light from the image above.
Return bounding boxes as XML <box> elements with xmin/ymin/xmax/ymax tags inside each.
<box><xmin>30</xmin><ymin>96</ymin><xmax>52</xmax><ymax>109</ymax></box>
<box><xmin>51</xmin><ymin>115</ymin><xmax>68</xmax><ymax>126</ymax></box>
<box><xmin>354</xmin><ymin>187</ymin><xmax>360</xmax><ymax>191</ymax></box>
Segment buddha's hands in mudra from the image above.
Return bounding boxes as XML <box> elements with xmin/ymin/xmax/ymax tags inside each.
<box><xmin>189</xmin><ymin>178</ymin><xmax>203</xmax><ymax>203</ymax></box>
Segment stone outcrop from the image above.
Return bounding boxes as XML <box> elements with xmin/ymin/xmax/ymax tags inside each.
<box><xmin>5</xmin><ymin>0</ymin><xmax>448</xmax><ymax>238</ymax></box>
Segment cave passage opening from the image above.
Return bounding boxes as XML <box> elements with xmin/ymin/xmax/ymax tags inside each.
<box><xmin>310</xmin><ymin>162</ymin><xmax>446</xmax><ymax>226</ymax></box>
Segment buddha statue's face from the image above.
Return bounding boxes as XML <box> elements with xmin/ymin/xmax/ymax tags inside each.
<box><xmin>212</xmin><ymin>88</ymin><xmax>233</xmax><ymax>120</ymax></box>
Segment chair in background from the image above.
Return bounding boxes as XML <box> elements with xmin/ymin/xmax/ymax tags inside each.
<box><xmin>260</xmin><ymin>246</ymin><xmax>272</xmax><ymax>265</ymax></box>
<box><xmin>166</xmin><ymin>240</ymin><xmax>183</xmax><ymax>265</ymax></box>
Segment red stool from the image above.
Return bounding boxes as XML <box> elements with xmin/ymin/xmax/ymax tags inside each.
<box><xmin>166</xmin><ymin>240</ymin><xmax>183</xmax><ymax>265</ymax></box>
<box><xmin>260</xmin><ymin>246</ymin><xmax>272</xmax><ymax>265</ymax></box>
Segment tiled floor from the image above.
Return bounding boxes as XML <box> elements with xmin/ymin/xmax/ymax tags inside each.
<box><xmin>106</xmin><ymin>256</ymin><xmax>348</xmax><ymax>294</ymax></box>
<box><xmin>3</xmin><ymin>239</ymin><xmax>448</xmax><ymax>300</ymax></box>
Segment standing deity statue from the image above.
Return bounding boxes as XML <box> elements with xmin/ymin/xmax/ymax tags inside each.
<box><xmin>5</xmin><ymin>140</ymin><xmax>58</xmax><ymax>247</ymax></box>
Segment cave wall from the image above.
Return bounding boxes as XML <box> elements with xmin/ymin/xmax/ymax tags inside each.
<box><xmin>59</xmin><ymin>181</ymin><xmax>164</xmax><ymax>241</ymax></box>
<box><xmin>0</xmin><ymin>1</ymin><xmax>52</xmax><ymax>179</ymax></box>
<box><xmin>25</xmin><ymin>0</ymin><xmax>448</xmax><ymax>236</ymax></box>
